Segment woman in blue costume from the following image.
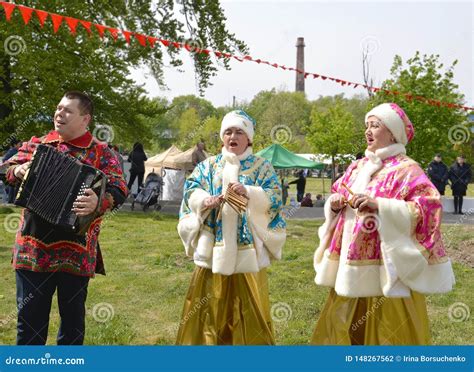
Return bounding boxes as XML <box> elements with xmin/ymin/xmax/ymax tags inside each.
<box><xmin>176</xmin><ymin>110</ymin><xmax>286</xmax><ymax>345</ymax></box>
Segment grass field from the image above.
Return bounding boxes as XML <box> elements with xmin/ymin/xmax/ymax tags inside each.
<box><xmin>0</xmin><ymin>207</ymin><xmax>472</xmax><ymax>345</ymax></box>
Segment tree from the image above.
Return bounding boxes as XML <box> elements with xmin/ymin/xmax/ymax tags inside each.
<box><xmin>311</xmin><ymin>94</ymin><xmax>368</xmax><ymax>157</ymax></box>
<box><xmin>247</xmin><ymin>90</ymin><xmax>312</xmax><ymax>152</ymax></box>
<box><xmin>306</xmin><ymin>99</ymin><xmax>358</xmax><ymax>182</ymax></box>
<box><xmin>371</xmin><ymin>52</ymin><xmax>471</xmax><ymax>167</ymax></box>
<box><xmin>0</xmin><ymin>1</ymin><xmax>247</xmax><ymax>148</ymax></box>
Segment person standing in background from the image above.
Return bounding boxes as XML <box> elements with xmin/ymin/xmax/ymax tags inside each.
<box><xmin>448</xmin><ymin>155</ymin><xmax>472</xmax><ymax>214</ymax></box>
<box><xmin>427</xmin><ymin>153</ymin><xmax>449</xmax><ymax>195</ymax></box>
<box><xmin>127</xmin><ymin>142</ymin><xmax>147</xmax><ymax>196</ymax></box>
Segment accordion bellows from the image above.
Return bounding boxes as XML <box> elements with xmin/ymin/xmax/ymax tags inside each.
<box><xmin>15</xmin><ymin>144</ymin><xmax>106</xmax><ymax>234</ymax></box>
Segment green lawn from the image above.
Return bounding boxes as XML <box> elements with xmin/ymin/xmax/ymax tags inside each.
<box><xmin>0</xmin><ymin>207</ymin><xmax>472</xmax><ymax>345</ymax></box>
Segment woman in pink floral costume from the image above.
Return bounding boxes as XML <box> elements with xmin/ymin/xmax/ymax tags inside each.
<box><xmin>311</xmin><ymin>103</ymin><xmax>455</xmax><ymax>345</ymax></box>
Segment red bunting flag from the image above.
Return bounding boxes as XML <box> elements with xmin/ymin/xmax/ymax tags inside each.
<box><xmin>95</xmin><ymin>24</ymin><xmax>106</xmax><ymax>38</ymax></box>
<box><xmin>122</xmin><ymin>30</ymin><xmax>132</xmax><ymax>44</ymax></box>
<box><xmin>134</xmin><ymin>33</ymin><xmax>147</xmax><ymax>47</ymax></box>
<box><xmin>65</xmin><ymin>17</ymin><xmax>79</xmax><ymax>35</ymax></box>
<box><xmin>35</xmin><ymin>9</ymin><xmax>49</xmax><ymax>27</ymax></box>
<box><xmin>107</xmin><ymin>28</ymin><xmax>119</xmax><ymax>40</ymax></box>
<box><xmin>0</xmin><ymin>1</ymin><xmax>471</xmax><ymax>112</ymax></box>
<box><xmin>1</xmin><ymin>2</ymin><xmax>16</xmax><ymax>21</ymax></box>
<box><xmin>18</xmin><ymin>5</ymin><xmax>33</xmax><ymax>25</ymax></box>
<box><xmin>79</xmin><ymin>20</ymin><xmax>92</xmax><ymax>35</ymax></box>
<box><xmin>50</xmin><ymin>13</ymin><xmax>63</xmax><ymax>33</ymax></box>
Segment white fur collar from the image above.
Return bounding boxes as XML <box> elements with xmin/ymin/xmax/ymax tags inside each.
<box><xmin>365</xmin><ymin>143</ymin><xmax>406</xmax><ymax>164</ymax></box>
<box><xmin>352</xmin><ymin>144</ymin><xmax>405</xmax><ymax>194</ymax></box>
<box><xmin>221</xmin><ymin>147</ymin><xmax>253</xmax><ymax>164</ymax></box>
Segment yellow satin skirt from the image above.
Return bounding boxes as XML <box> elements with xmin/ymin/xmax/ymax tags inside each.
<box><xmin>311</xmin><ymin>289</ymin><xmax>431</xmax><ymax>345</ymax></box>
<box><xmin>176</xmin><ymin>266</ymin><xmax>275</xmax><ymax>345</ymax></box>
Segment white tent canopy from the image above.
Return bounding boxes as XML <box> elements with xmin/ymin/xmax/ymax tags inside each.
<box><xmin>144</xmin><ymin>145</ymin><xmax>210</xmax><ymax>201</ymax></box>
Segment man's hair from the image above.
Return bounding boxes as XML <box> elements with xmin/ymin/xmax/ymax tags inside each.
<box><xmin>64</xmin><ymin>91</ymin><xmax>94</xmax><ymax>117</ymax></box>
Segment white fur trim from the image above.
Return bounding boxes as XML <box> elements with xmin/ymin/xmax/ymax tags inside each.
<box><xmin>177</xmin><ymin>214</ymin><xmax>201</xmax><ymax>257</ymax></box>
<box><xmin>212</xmin><ymin>150</ymin><xmax>240</xmax><ymax>275</ymax></box>
<box><xmin>314</xmin><ymin>250</ymin><xmax>338</xmax><ymax>287</ymax></box>
<box><xmin>220</xmin><ymin>111</ymin><xmax>255</xmax><ymax>141</ymax></box>
<box><xmin>313</xmin><ymin>194</ymin><xmax>341</xmax><ymax>270</ymax></box>
<box><xmin>234</xmin><ymin>249</ymin><xmax>259</xmax><ymax>273</ymax></box>
<box><xmin>353</xmin><ymin>144</ymin><xmax>406</xmax><ymax>193</ymax></box>
<box><xmin>194</xmin><ymin>229</ymin><xmax>214</xmax><ymax>261</ymax></box>
<box><xmin>378</xmin><ymin>197</ymin><xmax>455</xmax><ymax>294</ymax></box>
<box><xmin>178</xmin><ymin>188</ymin><xmax>211</xmax><ymax>257</ymax></box>
<box><xmin>212</xmin><ymin>245</ymin><xmax>238</xmax><ymax>276</ymax></box>
<box><xmin>246</xmin><ymin>185</ymin><xmax>285</xmax><ymax>264</ymax></box>
<box><xmin>366</xmin><ymin>103</ymin><xmax>408</xmax><ymax>145</ymax></box>
<box><xmin>188</xmin><ymin>188</ymin><xmax>211</xmax><ymax>216</ymax></box>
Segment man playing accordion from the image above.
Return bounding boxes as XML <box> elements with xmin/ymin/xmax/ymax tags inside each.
<box><xmin>5</xmin><ymin>91</ymin><xmax>128</xmax><ymax>345</ymax></box>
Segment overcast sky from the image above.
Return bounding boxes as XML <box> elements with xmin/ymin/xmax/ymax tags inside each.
<box><xmin>131</xmin><ymin>0</ymin><xmax>473</xmax><ymax>108</ymax></box>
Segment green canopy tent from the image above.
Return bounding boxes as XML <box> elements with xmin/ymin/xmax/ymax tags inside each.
<box><xmin>256</xmin><ymin>143</ymin><xmax>327</xmax><ymax>199</ymax></box>
<box><xmin>255</xmin><ymin>144</ymin><xmax>324</xmax><ymax>169</ymax></box>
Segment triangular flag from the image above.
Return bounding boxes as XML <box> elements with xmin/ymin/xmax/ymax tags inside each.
<box><xmin>122</xmin><ymin>30</ymin><xmax>132</xmax><ymax>44</ymax></box>
<box><xmin>147</xmin><ymin>36</ymin><xmax>157</xmax><ymax>47</ymax></box>
<box><xmin>18</xmin><ymin>5</ymin><xmax>33</xmax><ymax>25</ymax></box>
<box><xmin>1</xmin><ymin>2</ymin><xmax>16</xmax><ymax>21</ymax></box>
<box><xmin>65</xmin><ymin>17</ymin><xmax>79</xmax><ymax>35</ymax></box>
<box><xmin>79</xmin><ymin>20</ymin><xmax>92</xmax><ymax>35</ymax></box>
<box><xmin>95</xmin><ymin>24</ymin><xmax>106</xmax><ymax>38</ymax></box>
<box><xmin>35</xmin><ymin>9</ymin><xmax>49</xmax><ymax>27</ymax></box>
<box><xmin>50</xmin><ymin>13</ymin><xmax>63</xmax><ymax>33</ymax></box>
<box><xmin>134</xmin><ymin>33</ymin><xmax>147</xmax><ymax>47</ymax></box>
<box><xmin>160</xmin><ymin>39</ymin><xmax>170</xmax><ymax>47</ymax></box>
<box><xmin>107</xmin><ymin>27</ymin><xmax>119</xmax><ymax>40</ymax></box>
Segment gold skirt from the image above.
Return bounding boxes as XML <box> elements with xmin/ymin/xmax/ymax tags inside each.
<box><xmin>176</xmin><ymin>266</ymin><xmax>275</xmax><ymax>345</ymax></box>
<box><xmin>311</xmin><ymin>289</ymin><xmax>431</xmax><ymax>345</ymax></box>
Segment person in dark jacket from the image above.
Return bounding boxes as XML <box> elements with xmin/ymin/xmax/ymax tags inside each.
<box><xmin>427</xmin><ymin>154</ymin><xmax>449</xmax><ymax>195</ymax></box>
<box><xmin>289</xmin><ymin>171</ymin><xmax>306</xmax><ymax>202</ymax></box>
<box><xmin>448</xmin><ymin>155</ymin><xmax>472</xmax><ymax>214</ymax></box>
<box><xmin>127</xmin><ymin>142</ymin><xmax>147</xmax><ymax>195</ymax></box>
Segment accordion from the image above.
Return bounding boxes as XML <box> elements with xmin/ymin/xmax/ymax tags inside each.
<box><xmin>15</xmin><ymin>144</ymin><xmax>106</xmax><ymax>235</ymax></box>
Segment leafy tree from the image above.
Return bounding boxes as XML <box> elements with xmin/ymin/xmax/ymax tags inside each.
<box><xmin>247</xmin><ymin>90</ymin><xmax>311</xmax><ymax>152</ymax></box>
<box><xmin>0</xmin><ymin>0</ymin><xmax>247</xmax><ymax>148</ymax></box>
<box><xmin>371</xmin><ymin>52</ymin><xmax>471</xmax><ymax>167</ymax></box>
<box><xmin>306</xmin><ymin>99</ymin><xmax>357</xmax><ymax>182</ymax></box>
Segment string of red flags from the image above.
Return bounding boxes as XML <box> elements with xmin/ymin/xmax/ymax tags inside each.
<box><xmin>1</xmin><ymin>1</ymin><xmax>472</xmax><ymax>112</ymax></box>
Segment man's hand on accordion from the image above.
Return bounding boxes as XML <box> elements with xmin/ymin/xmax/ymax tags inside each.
<box><xmin>73</xmin><ymin>189</ymin><xmax>99</xmax><ymax>216</ymax></box>
<box><xmin>13</xmin><ymin>161</ymin><xmax>31</xmax><ymax>180</ymax></box>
